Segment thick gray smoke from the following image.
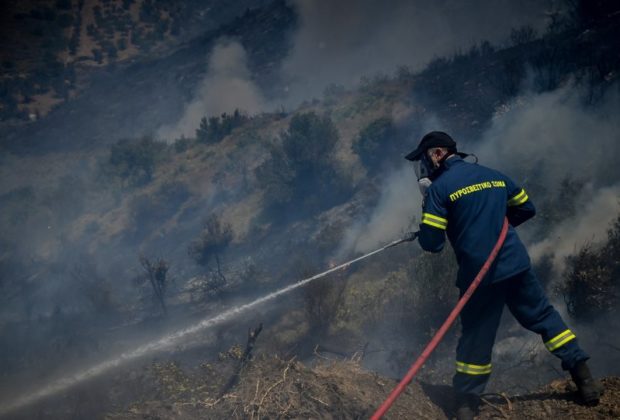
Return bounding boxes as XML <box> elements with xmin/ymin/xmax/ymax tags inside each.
<box><xmin>340</xmin><ymin>84</ymin><xmax>620</xmax><ymax>271</ymax></box>
<box><xmin>337</xmin><ymin>166</ymin><xmax>421</xmax><ymax>257</ymax></box>
<box><xmin>475</xmin><ymin>85</ymin><xmax>620</xmax><ymax>271</ymax></box>
<box><xmin>281</xmin><ymin>0</ymin><xmax>550</xmax><ymax>104</ymax></box>
<box><xmin>159</xmin><ymin>0</ymin><xmax>552</xmax><ymax>135</ymax></box>
<box><xmin>157</xmin><ymin>39</ymin><xmax>267</xmax><ymax>140</ymax></box>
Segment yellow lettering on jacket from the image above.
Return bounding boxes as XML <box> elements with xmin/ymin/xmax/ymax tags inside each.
<box><xmin>449</xmin><ymin>180</ymin><xmax>506</xmax><ymax>202</ymax></box>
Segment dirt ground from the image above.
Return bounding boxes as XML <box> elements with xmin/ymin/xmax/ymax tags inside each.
<box><xmin>107</xmin><ymin>353</ymin><xmax>619</xmax><ymax>419</ymax></box>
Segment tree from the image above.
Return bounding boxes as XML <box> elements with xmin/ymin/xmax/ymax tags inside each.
<box><xmin>352</xmin><ymin>117</ymin><xmax>398</xmax><ymax>175</ymax></box>
<box><xmin>281</xmin><ymin>112</ymin><xmax>338</xmax><ymax>172</ymax></box>
<box><xmin>138</xmin><ymin>256</ymin><xmax>170</xmax><ymax>315</ymax></box>
<box><xmin>188</xmin><ymin>214</ymin><xmax>233</xmax><ymax>268</ymax></box>
<box><xmin>561</xmin><ymin>215</ymin><xmax>620</xmax><ymax>321</ymax></box>
<box><xmin>255</xmin><ymin>112</ymin><xmax>348</xmax><ymax>217</ymax></box>
<box><xmin>196</xmin><ymin>116</ymin><xmax>210</xmax><ymax>143</ymax></box>
<box><xmin>196</xmin><ymin>110</ymin><xmax>247</xmax><ymax>144</ymax></box>
<box><xmin>303</xmin><ymin>270</ymin><xmax>347</xmax><ymax>336</ymax></box>
<box><xmin>106</xmin><ymin>136</ymin><xmax>168</xmax><ymax>187</ymax></box>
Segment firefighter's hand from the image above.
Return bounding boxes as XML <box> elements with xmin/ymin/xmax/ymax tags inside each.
<box><xmin>403</xmin><ymin>231</ymin><xmax>419</xmax><ymax>242</ymax></box>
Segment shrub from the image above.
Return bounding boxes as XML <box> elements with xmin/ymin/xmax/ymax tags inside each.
<box><xmin>137</xmin><ymin>256</ymin><xmax>170</xmax><ymax>315</ymax></box>
<box><xmin>352</xmin><ymin>117</ymin><xmax>399</xmax><ymax>175</ymax></box>
<box><xmin>561</xmin><ymin>214</ymin><xmax>620</xmax><ymax>321</ymax></box>
<box><xmin>405</xmin><ymin>249</ymin><xmax>459</xmax><ymax>342</ymax></box>
<box><xmin>196</xmin><ymin>110</ymin><xmax>247</xmax><ymax>144</ymax></box>
<box><xmin>188</xmin><ymin>214</ymin><xmax>233</xmax><ymax>268</ymax></box>
<box><xmin>303</xmin><ymin>274</ymin><xmax>347</xmax><ymax>336</ymax></box>
<box><xmin>255</xmin><ymin>112</ymin><xmax>350</xmax><ymax>218</ymax></box>
<box><xmin>106</xmin><ymin>136</ymin><xmax>168</xmax><ymax>187</ymax></box>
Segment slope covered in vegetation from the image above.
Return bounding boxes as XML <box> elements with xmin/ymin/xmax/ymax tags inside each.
<box><xmin>1</xmin><ymin>1</ymin><xmax>619</xmax><ymax>418</ymax></box>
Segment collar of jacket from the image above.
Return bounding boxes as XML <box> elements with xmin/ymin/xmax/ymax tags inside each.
<box><xmin>442</xmin><ymin>154</ymin><xmax>463</xmax><ymax>170</ymax></box>
<box><xmin>431</xmin><ymin>154</ymin><xmax>463</xmax><ymax>180</ymax></box>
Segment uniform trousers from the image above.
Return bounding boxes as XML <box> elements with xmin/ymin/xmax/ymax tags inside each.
<box><xmin>453</xmin><ymin>268</ymin><xmax>589</xmax><ymax>395</ymax></box>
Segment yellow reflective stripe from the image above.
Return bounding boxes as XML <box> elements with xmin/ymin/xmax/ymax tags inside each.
<box><xmin>507</xmin><ymin>189</ymin><xmax>528</xmax><ymax>206</ymax></box>
<box><xmin>423</xmin><ymin>213</ymin><xmax>448</xmax><ymax>224</ymax></box>
<box><xmin>455</xmin><ymin>361</ymin><xmax>492</xmax><ymax>375</ymax></box>
<box><xmin>422</xmin><ymin>213</ymin><xmax>448</xmax><ymax>230</ymax></box>
<box><xmin>545</xmin><ymin>329</ymin><xmax>576</xmax><ymax>352</ymax></box>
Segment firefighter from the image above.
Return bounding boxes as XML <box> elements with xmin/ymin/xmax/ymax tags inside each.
<box><xmin>405</xmin><ymin>131</ymin><xmax>603</xmax><ymax>420</ymax></box>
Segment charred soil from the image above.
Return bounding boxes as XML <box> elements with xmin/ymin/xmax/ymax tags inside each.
<box><xmin>108</xmin><ymin>355</ymin><xmax>619</xmax><ymax>419</ymax></box>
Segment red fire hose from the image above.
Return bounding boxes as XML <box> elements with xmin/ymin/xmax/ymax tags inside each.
<box><xmin>371</xmin><ymin>218</ymin><xmax>509</xmax><ymax>419</ymax></box>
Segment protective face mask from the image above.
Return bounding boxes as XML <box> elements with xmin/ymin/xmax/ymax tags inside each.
<box><xmin>413</xmin><ymin>155</ymin><xmax>433</xmax><ymax>180</ymax></box>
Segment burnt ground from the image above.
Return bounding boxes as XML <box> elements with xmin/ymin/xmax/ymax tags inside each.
<box><xmin>107</xmin><ymin>353</ymin><xmax>620</xmax><ymax>419</ymax></box>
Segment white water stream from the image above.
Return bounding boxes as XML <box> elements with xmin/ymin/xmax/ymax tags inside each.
<box><xmin>0</xmin><ymin>239</ymin><xmax>403</xmax><ymax>416</ymax></box>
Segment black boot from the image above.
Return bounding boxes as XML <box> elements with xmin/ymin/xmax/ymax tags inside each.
<box><xmin>454</xmin><ymin>393</ymin><xmax>479</xmax><ymax>420</ymax></box>
<box><xmin>570</xmin><ymin>360</ymin><xmax>603</xmax><ymax>406</ymax></box>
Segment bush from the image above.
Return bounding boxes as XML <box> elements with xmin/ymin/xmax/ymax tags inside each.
<box><xmin>303</xmin><ymin>273</ymin><xmax>347</xmax><ymax>336</ymax></box>
<box><xmin>137</xmin><ymin>256</ymin><xmax>170</xmax><ymax>315</ymax></box>
<box><xmin>106</xmin><ymin>136</ymin><xmax>168</xmax><ymax>187</ymax></box>
<box><xmin>352</xmin><ymin>117</ymin><xmax>399</xmax><ymax>175</ymax></box>
<box><xmin>405</xmin><ymin>249</ymin><xmax>459</xmax><ymax>342</ymax></box>
<box><xmin>196</xmin><ymin>110</ymin><xmax>247</xmax><ymax>144</ymax></box>
<box><xmin>561</xmin><ymin>214</ymin><xmax>620</xmax><ymax>321</ymax></box>
<box><xmin>188</xmin><ymin>214</ymin><xmax>233</xmax><ymax>268</ymax></box>
<box><xmin>174</xmin><ymin>136</ymin><xmax>193</xmax><ymax>153</ymax></box>
<box><xmin>255</xmin><ymin>112</ymin><xmax>350</xmax><ymax>217</ymax></box>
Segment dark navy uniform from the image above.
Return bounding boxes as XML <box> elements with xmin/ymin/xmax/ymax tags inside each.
<box><xmin>418</xmin><ymin>155</ymin><xmax>589</xmax><ymax>395</ymax></box>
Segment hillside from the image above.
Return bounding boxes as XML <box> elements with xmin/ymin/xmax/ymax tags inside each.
<box><xmin>1</xmin><ymin>1</ymin><xmax>620</xmax><ymax>419</ymax></box>
<box><xmin>0</xmin><ymin>0</ymin><xmax>289</xmax><ymax>126</ymax></box>
<box><xmin>107</xmin><ymin>356</ymin><xmax>620</xmax><ymax>419</ymax></box>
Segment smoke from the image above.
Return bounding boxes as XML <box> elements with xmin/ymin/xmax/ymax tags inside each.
<box><xmin>473</xmin><ymin>85</ymin><xmax>620</xmax><ymax>272</ymax></box>
<box><xmin>280</xmin><ymin>0</ymin><xmax>550</xmax><ymax>104</ymax></box>
<box><xmin>157</xmin><ymin>1</ymin><xmax>553</xmax><ymax>136</ymax></box>
<box><xmin>475</xmin><ymin>86</ymin><xmax>620</xmax><ymax>188</ymax></box>
<box><xmin>157</xmin><ymin>39</ymin><xmax>267</xmax><ymax>140</ymax></box>
<box><xmin>338</xmin><ymin>84</ymin><xmax>620</xmax><ymax>266</ymax></box>
<box><xmin>337</xmin><ymin>166</ymin><xmax>421</xmax><ymax>257</ymax></box>
<box><xmin>529</xmin><ymin>185</ymin><xmax>620</xmax><ymax>266</ymax></box>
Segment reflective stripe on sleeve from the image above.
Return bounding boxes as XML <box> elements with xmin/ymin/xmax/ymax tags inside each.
<box><xmin>545</xmin><ymin>329</ymin><xmax>576</xmax><ymax>352</ymax></box>
<box><xmin>507</xmin><ymin>189</ymin><xmax>528</xmax><ymax>206</ymax></box>
<box><xmin>422</xmin><ymin>213</ymin><xmax>448</xmax><ymax>230</ymax></box>
<box><xmin>455</xmin><ymin>361</ymin><xmax>492</xmax><ymax>375</ymax></box>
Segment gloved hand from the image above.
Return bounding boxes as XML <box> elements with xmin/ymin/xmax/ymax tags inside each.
<box><xmin>418</xmin><ymin>177</ymin><xmax>432</xmax><ymax>196</ymax></box>
<box><xmin>403</xmin><ymin>231</ymin><xmax>419</xmax><ymax>242</ymax></box>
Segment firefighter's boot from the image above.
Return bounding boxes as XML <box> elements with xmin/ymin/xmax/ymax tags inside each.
<box><xmin>454</xmin><ymin>393</ymin><xmax>479</xmax><ymax>420</ymax></box>
<box><xmin>570</xmin><ymin>360</ymin><xmax>603</xmax><ymax>406</ymax></box>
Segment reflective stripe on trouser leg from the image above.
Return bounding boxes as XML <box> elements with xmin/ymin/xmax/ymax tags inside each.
<box><xmin>456</xmin><ymin>361</ymin><xmax>492</xmax><ymax>375</ymax></box>
<box><xmin>453</xmin><ymin>282</ymin><xmax>507</xmax><ymax>395</ymax></box>
<box><xmin>504</xmin><ymin>270</ymin><xmax>589</xmax><ymax>370</ymax></box>
<box><xmin>545</xmin><ymin>329</ymin><xmax>576</xmax><ymax>352</ymax></box>
<box><xmin>453</xmin><ymin>360</ymin><xmax>492</xmax><ymax>397</ymax></box>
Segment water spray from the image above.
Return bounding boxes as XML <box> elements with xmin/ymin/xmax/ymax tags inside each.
<box><xmin>0</xmin><ymin>234</ymin><xmax>415</xmax><ymax>416</ymax></box>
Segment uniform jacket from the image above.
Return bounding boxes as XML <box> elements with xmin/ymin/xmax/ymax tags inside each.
<box><xmin>418</xmin><ymin>155</ymin><xmax>535</xmax><ymax>289</ymax></box>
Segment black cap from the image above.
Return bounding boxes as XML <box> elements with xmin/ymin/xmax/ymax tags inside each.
<box><xmin>405</xmin><ymin>131</ymin><xmax>457</xmax><ymax>161</ymax></box>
